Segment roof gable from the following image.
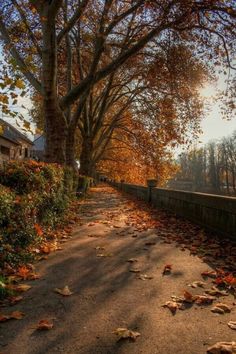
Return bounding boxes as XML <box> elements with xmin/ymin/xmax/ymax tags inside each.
<box><xmin>0</xmin><ymin>118</ymin><xmax>33</xmax><ymax>145</ymax></box>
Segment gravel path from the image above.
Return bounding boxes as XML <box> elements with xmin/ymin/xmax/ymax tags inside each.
<box><xmin>0</xmin><ymin>185</ymin><xmax>235</xmax><ymax>354</ymax></box>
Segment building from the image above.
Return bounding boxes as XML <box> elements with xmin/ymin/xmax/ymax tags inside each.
<box><xmin>31</xmin><ymin>134</ymin><xmax>45</xmax><ymax>161</ymax></box>
<box><xmin>0</xmin><ymin>118</ymin><xmax>33</xmax><ymax>166</ymax></box>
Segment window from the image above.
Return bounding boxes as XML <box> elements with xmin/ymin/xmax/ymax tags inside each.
<box><xmin>0</xmin><ymin>145</ymin><xmax>10</xmax><ymax>156</ymax></box>
<box><xmin>25</xmin><ymin>147</ymin><xmax>28</xmax><ymax>158</ymax></box>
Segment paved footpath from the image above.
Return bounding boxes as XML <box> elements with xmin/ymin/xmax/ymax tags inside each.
<box><xmin>0</xmin><ymin>185</ymin><xmax>235</xmax><ymax>354</ymax></box>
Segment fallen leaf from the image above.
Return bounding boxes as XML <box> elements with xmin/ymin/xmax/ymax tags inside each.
<box><xmin>0</xmin><ymin>314</ymin><xmax>10</xmax><ymax>322</ymax></box>
<box><xmin>96</xmin><ymin>253</ymin><xmax>113</xmax><ymax>257</ymax></box>
<box><xmin>138</xmin><ymin>274</ymin><xmax>153</xmax><ymax>280</ymax></box>
<box><xmin>112</xmin><ymin>327</ymin><xmax>140</xmax><ymax>341</ymax></box>
<box><xmin>126</xmin><ymin>258</ymin><xmax>138</xmax><ymax>263</ymax></box>
<box><xmin>36</xmin><ymin>319</ymin><xmax>54</xmax><ymax>330</ymax></box>
<box><xmin>214</xmin><ymin>303</ymin><xmax>231</xmax><ymax>312</ymax></box>
<box><xmin>15</xmin><ymin>284</ymin><xmax>32</xmax><ymax>292</ymax></box>
<box><xmin>195</xmin><ymin>295</ymin><xmax>215</xmax><ymax>305</ymax></box>
<box><xmin>129</xmin><ymin>268</ymin><xmax>141</xmax><ymax>273</ymax></box>
<box><xmin>88</xmin><ymin>222</ymin><xmax>95</xmax><ymax>226</ymax></box>
<box><xmin>201</xmin><ymin>270</ymin><xmax>217</xmax><ymax>278</ymax></box>
<box><xmin>228</xmin><ymin>321</ymin><xmax>236</xmax><ymax>330</ymax></box>
<box><xmin>0</xmin><ymin>311</ymin><xmax>24</xmax><ymax>322</ymax></box>
<box><xmin>162</xmin><ymin>264</ymin><xmax>172</xmax><ymax>275</ymax></box>
<box><xmin>145</xmin><ymin>242</ymin><xmax>156</xmax><ymax>246</ymax></box>
<box><xmin>54</xmin><ymin>286</ymin><xmax>73</xmax><ymax>296</ymax></box>
<box><xmin>162</xmin><ymin>301</ymin><xmax>179</xmax><ymax>314</ymax></box>
<box><xmin>94</xmin><ymin>246</ymin><xmax>105</xmax><ymax>250</ymax></box>
<box><xmin>188</xmin><ymin>281</ymin><xmax>205</xmax><ymax>288</ymax></box>
<box><xmin>183</xmin><ymin>290</ymin><xmax>195</xmax><ymax>303</ymax></box>
<box><xmin>205</xmin><ymin>286</ymin><xmax>228</xmax><ymax>297</ymax></box>
<box><xmin>207</xmin><ymin>341</ymin><xmax>236</xmax><ymax>353</ymax></box>
<box><xmin>211</xmin><ymin>306</ymin><xmax>225</xmax><ymax>314</ymax></box>
<box><xmin>10</xmin><ymin>311</ymin><xmax>25</xmax><ymax>319</ymax></box>
<box><xmin>40</xmin><ymin>245</ymin><xmax>51</xmax><ymax>254</ymax></box>
<box><xmin>17</xmin><ymin>266</ymin><xmax>30</xmax><ymax>280</ymax></box>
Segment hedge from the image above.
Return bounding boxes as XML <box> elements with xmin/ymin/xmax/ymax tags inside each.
<box><xmin>0</xmin><ymin>160</ymin><xmax>75</xmax><ymax>268</ymax></box>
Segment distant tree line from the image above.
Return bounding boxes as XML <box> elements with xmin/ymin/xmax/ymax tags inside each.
<box><xmin>171</xmin><ymin>131</ymin><xmax>236</xmax><ymax>195</ymax></box>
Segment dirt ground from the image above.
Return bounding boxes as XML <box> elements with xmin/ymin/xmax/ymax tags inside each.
<box><xmin>0</xmin><ymin>185</ymin><xmax>235</xmax><ymax>354</ymax></box>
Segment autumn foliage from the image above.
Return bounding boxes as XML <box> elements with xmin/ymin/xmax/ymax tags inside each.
<box><xmin>0</xmin><ymin>161</ymin><xmax>74</xmax><ymax>270</ymax></box>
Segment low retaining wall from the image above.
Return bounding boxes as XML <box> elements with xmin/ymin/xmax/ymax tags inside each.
<box><xmin>110</xmin><ymin>181</ymin><xmax>236</xmax><ymax>240</ymax></box>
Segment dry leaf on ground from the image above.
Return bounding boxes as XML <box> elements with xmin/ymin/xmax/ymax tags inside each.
<box><xmin>138</xmin><ymin>274</ymin><xmax>153</xmax><ymax>280</ymax></box>
<box><xmin>188</xmin><ymin>281</ymin><xmax>205</xmax><ymax>288</ymax></box>
<box><xmin>0</xmin><ymin>311</ymin><xmax>25</xmax><ymax>322</ymax></box>
<box><xmin>195</xmin><ymin>295</ymin><xmax>215</xmax><ymax>305</ymax></box>
<box><xmin>94</xmin><ymin>246</ymin><xmax>105</xmax><ymax>250</ymax></box>
<box><xmin>205</xmin><ymin>286</ymin><xmax>228</xmax><ymax>297</ymax></box>
<box><xmin>126</xmin><ymin>258</ymin><xmax>138</xmax><ymax>263</ymax></box>
<box><xmin>14</xmin><ymin>284</ymin><xmax>32</xmax><ymax>292</ymax></box>
<box><xmin>145</xmin><ymin>242</ymin><xmax>156</xmax><ymax>246</ymax></box>
<box><xmin>36</xmin><ymin>319</ymin><xmax>54</xmax><ymax>330</ymax></box>
<box><xmin>162</xmin><ymin>264</ymin><xmax>172</xmax><ymax>275</ymax></box>
<box><xmin>96</xmin><ymin>253</ymin><xmax>113</xmax><ymax>257</ymax></box>
<box><xmin>10</xmin><ymin>311</ymin><xmax>25</xmax><ymax>319</ymax></box>
<box><xmin>183</xmin><ymin>290</ymin><xmax>195</xmax><ymax>303</ymax></box>
<box><xmin>129</xmin><ymin>268</ymin><xmax>141</xmax><ymax>273</ymax></box>
<box><xmin>54</xmin><ymin>286</ymin><xmax>73</xmax><ymax>296</ymax></box>
<box><xmin>207</xmin><ymin>341</ymin><xmax>236</xmax><ymax>353</ymax></box>
<box><xmin>228</xmin><ymin>321</ymin><xmax>236</xmax><ymax>330</ymax></box>
<box><xmin>201</xmin><ymin>271</ymin><xmax>217</xmax><ymax>278</ymax></box>
<box><xmin>112</xmin><ymin>328</ymin><xmax>140</xmax><ymax>341</ymax></box>
<box><xmin>162</xmin><ymin>301</ymin><xmax>179</xmax><ymax>314</ymax></box>
<box><xmin>211</xmin><ymin>303</ymin><xmax>231</xmax><ymax>314</ymax></box>
<box><xmin>211</xmin><ymin>307</ymin><xmax>225</xmax><ymax>314</ymax></box>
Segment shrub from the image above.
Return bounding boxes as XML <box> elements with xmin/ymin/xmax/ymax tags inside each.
<box><xmin>0</xmin><ymin>185</ymin><xmax>15</xmax><ymax>226</ymax></box>
<box><xmin>0</xmin><ymin>160</ymin><xmax>76</xmax><ymax>269</ymax></box>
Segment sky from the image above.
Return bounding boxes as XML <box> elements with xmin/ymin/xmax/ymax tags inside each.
<box><xmin>199</xmin><ymin>82</ymin><xmax>236</xmax><ymax>144</ymax></box>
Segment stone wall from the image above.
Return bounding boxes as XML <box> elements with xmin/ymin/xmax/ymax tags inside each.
<box><xmin>110</xmin><ymin>181</ymin><xmax>236</xmax><ymax>240</ymax></box>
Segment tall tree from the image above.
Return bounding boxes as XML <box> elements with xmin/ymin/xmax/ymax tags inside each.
<box><xmin>0</xmin><ymin>0</ymin><xmax>235</xmax><ymax>166</ymax></box>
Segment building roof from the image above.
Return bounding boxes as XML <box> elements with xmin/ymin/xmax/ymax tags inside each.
<box><xmin>0</xmin><ymin>118</ymin><xmax>33</xmax><ymax>145</ymax></box>
<box><xmin>33</xmin><ymin>134</ymin><xmax>45</xmax><ymax>151</ymax></box>
<box><xmin>0</xmin><ymin>134</ymin><xmax>20</xmax><ymax>145</ymax></box>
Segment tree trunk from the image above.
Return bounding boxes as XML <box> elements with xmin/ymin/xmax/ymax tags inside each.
<box><xmin>79</xmin><ymin>137</ymin><xmax>94</xmax><ymax>176</ymax></box>
<box><xmin>41</xmin><ymin>4</ymin><xmax>67</xmax><ymax>164</ymax></box>
<box><xmin>44</xmin><ymin>99</ymin><xmax>67</xmax><ymax>164</ymax></box>
<box><xmin>65</xmin><ymin>125</ymin><xmax>78</xmax><ymax>169</ymax></box>
<box><xmin>232</xmin><ymin>169</ymin><xmax>236</xmax><ymax>193</ymax></box>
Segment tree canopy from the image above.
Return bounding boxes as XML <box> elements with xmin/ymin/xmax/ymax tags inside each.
<box><xmin>0</xmin><ymin>0</ymin><xmax>235</xmax><ymax>178</ymax></box>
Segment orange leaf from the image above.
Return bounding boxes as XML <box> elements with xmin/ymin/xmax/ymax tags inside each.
<box><xmin>0</xmin><ymin>314</ymin><xmax>10</xmax><ymax>322</ymax></box>
<box><xmin>0</xmin><ymin>311</ymin><xmax>24</xmax><ymax>322</ymax></box>
<box><xmin>17</xmin><ymin>266</ymin><xmax>30</xmax><ymax>280</ymax></box>
<box><xmin>195</xmin><ymin>295</ymin><xmax>215</xmax><ymax>305</ymax></box>
<box><xmin>36</xmin><ymin>319</ymin><xmax>53</xmax><ymax>330</ymax></box>
<box><xmin>10</xmin><ymin>311</ymin><xmax>25</xmax><ymax>320</ymax></box>
<box><xmin>15</xmin><ymin>284</ymin><xmax>32</xmax><ymax>292</ymax></box>
<box><xmin>54</xmin><ymin>286</ymin><xmax>73</xmax><ymax>296</ymax></box>
<box><xmin>183</xmin><ymin>290</ymin><xmax>195</xmax><ymax>303</ymax></box>
<box><xmin>34</xmin><ymin>223</ymin><xmax>43</xmax><ymax>237</ymax></box>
